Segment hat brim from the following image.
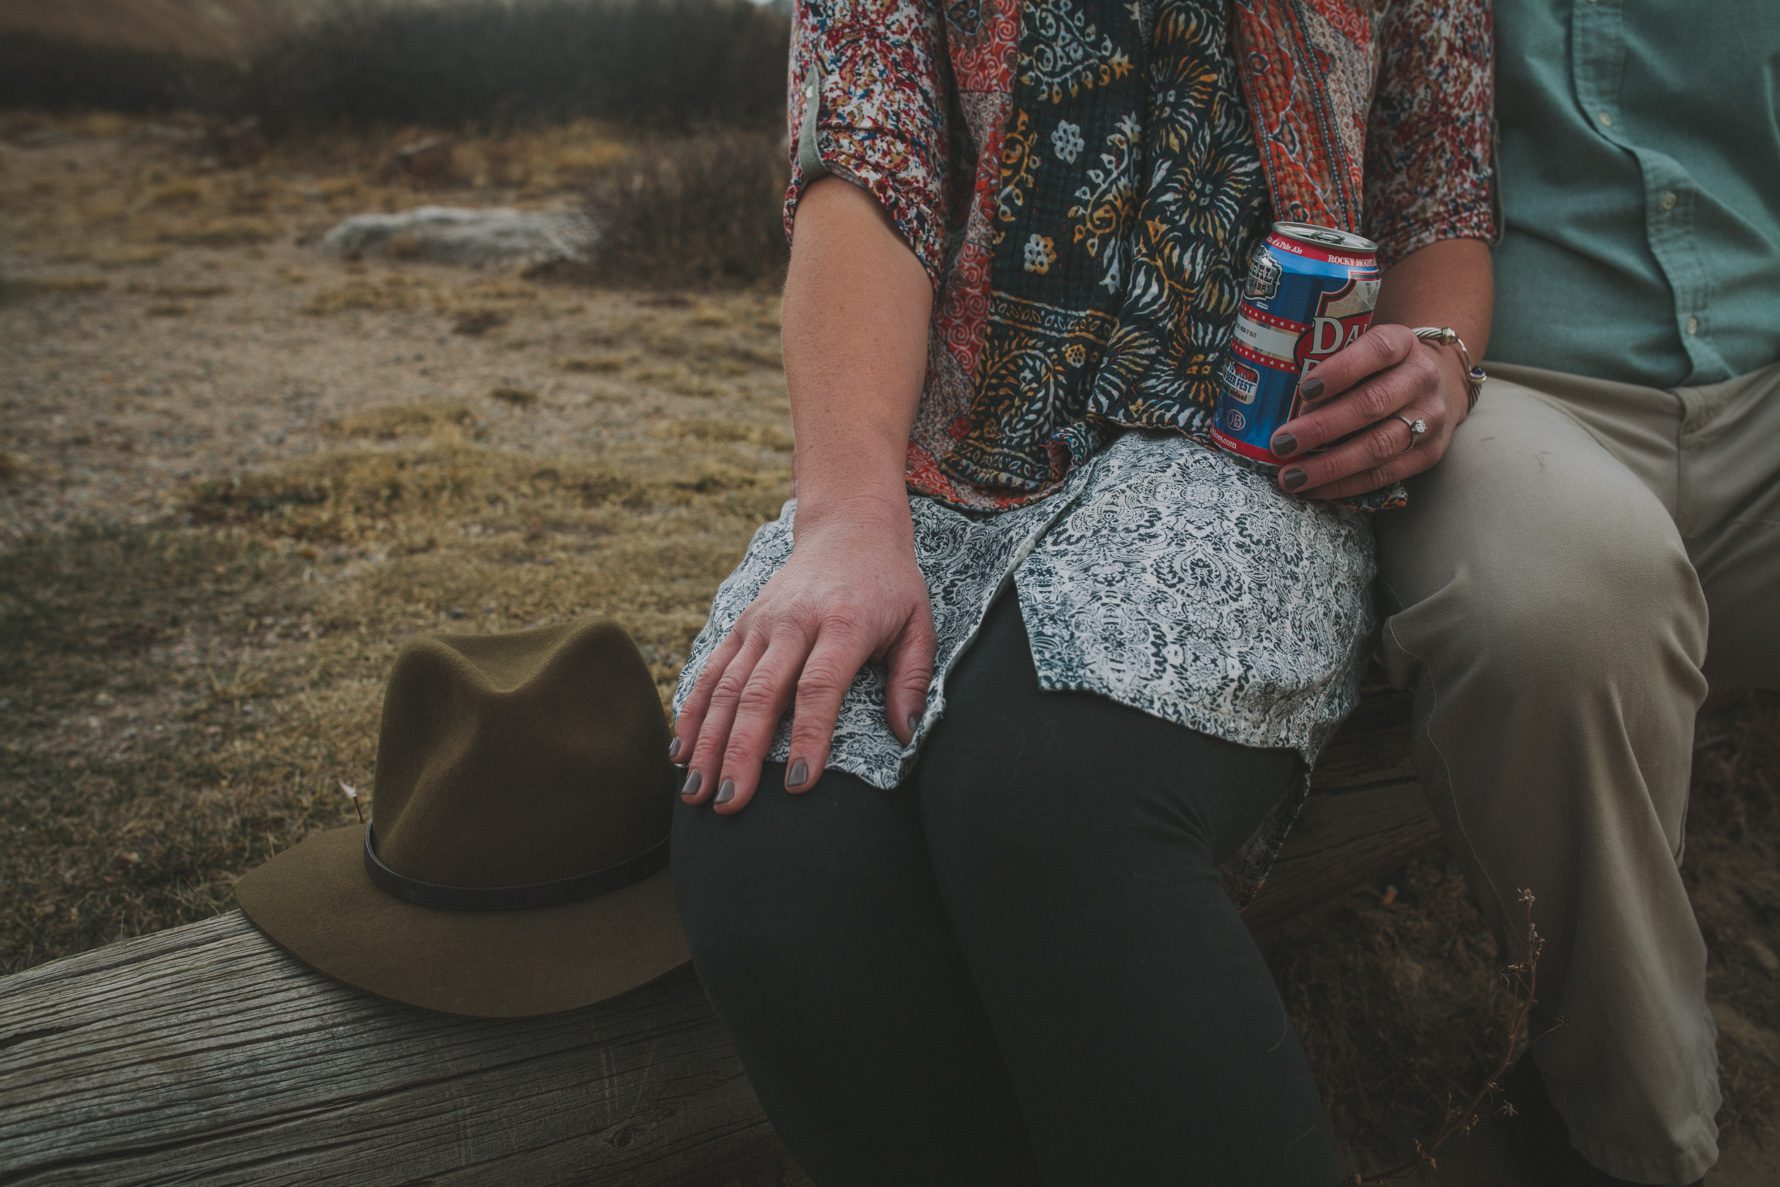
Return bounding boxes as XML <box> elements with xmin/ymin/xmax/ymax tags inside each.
<box><xmin>233</xmin><ymin>822</ymin><xmax>693</xmax><ymax>1018</ymax></box>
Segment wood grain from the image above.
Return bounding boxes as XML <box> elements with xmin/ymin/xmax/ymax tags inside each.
<box><xmin>0</xmin><ymin>911</ymin><xmax>792</xmax><ymax>1186</ymax></box>
<box><xmin>0</xmin><ymin>682</ymin><xmax>1436</xmax><ymax>1184</ymax></box>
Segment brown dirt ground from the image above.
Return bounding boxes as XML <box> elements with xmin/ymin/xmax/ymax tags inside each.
<box><xmin>2</xmin><ymin>112</ymin><xmax>1776</xmax><ymax>1185</ymax></box>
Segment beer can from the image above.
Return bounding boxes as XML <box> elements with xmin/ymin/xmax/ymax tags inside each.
<box><xmin>1212</xmin><ymin>221</ymin><xmax>1382</xmax><ymax>468</ymax></box>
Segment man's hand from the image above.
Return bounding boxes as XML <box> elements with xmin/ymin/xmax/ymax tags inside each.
<box><xmin>1268</xmin><ymin>323</ymin><xmax>1472</xmax><ymax>500</ymax></box>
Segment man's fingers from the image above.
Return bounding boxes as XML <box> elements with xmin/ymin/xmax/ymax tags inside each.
<box><xmin>711</xmin><ymin>633</ymin><xmax>807</xmax><ymax>815</ymax></box>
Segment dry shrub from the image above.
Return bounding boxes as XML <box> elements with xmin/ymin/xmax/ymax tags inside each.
<box><xmin>576</xmin><ymin>128</ymin><xmax>789</xmax><ymax>288</ymax></box>
<box><xmin>0</xmin><ymin>32</ymin><xmax>239</xmax><ymax>115</ymax></box>
<box><xmin>243</xmin><ymin>0</ymin><xmax>786</xmax><ymax>136</ymax></box>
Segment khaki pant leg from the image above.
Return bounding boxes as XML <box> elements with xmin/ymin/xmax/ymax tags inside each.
<box><xmin>1373</xmin><ymin>375</ymin><xmax>1721</xmax><ymax>1185</ymax></box>
<box><xmin>1676</xmin><ymin>359</ymin><xmax>1780</xmax><ymax>691</ymax></box>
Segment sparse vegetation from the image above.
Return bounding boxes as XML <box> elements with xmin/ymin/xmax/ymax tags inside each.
<box><xmin>242</xmin><ymin>0</ymin><xmax>787</xmax><ymax>136</ymax></box>
<box><xmin>0</xmin><ymin>32</ymin><xmax>238</xmax><ymax>114</ymax></box>
<box><xmin>4</xmin><ymin>44</ymin><xmax>1777</xmax><ymax>1182</ymax></box>
<box><xmin>576</xmin><ymin>129</ymin><xmax>790</xmax><ymax>288</ymax></box>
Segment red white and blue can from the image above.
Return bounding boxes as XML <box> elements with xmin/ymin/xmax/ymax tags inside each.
<box><xmin>1212</xmin><ymin>221</ymin><xmax>1382</xmax><ymax>468</ymax></box>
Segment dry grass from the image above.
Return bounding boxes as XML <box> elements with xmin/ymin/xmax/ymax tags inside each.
<box><xmin>323</xmin><ymin>401</ymin><xmax>482</xmax><ymax>441</ymax></box>
<box><xmin>1272</xmin><ymin>690</ymin><xmax>1780</xmax><ymax>1174</ymax></box>
<box><xmin>3</xmin><ymin>111</ymin><xmax>1776</xmax><ymax>1185</ymax></box>
<box><xmin>12</xmin><ymin>275</ymin><xmax>111</xmax><ymax>294</ymax></box>
<box><xmin>155</xmin><ymin>215</ymin><xmax>280</xmax><ymax>246</ymax></box>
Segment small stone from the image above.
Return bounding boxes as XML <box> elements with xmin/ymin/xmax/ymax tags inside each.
<box><xmin>448</xmin><ymin>606</ymin><xmax>467</xmax><ymax>620</ymax></box>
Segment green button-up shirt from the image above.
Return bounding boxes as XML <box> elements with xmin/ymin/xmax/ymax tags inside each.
<box><xmin>1489</xmin><ymin>0</ymin><xmax>1780</xmax><ymax>388</ymax></box>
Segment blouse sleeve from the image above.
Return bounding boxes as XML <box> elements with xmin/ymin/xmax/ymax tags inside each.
<box><xmin>783</xmin><ymin>0</ymin><xmax>954</xmax><ymax>292</ymax></box>
<box><xmin>1361</xmin><ymin>0</ymin><xmax>1501</xmax><ymax>270</ymax></box>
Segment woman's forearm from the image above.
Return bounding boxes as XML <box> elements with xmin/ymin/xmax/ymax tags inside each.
<box><xmin>1372</xmin><ymin>236</ymin><xmax>1493</xmax><ymax>394</ymax></box>
<box><xmin>781</xmin><ymin>176</ymin><xmax>934</xmax><ymax>539</ymax></box>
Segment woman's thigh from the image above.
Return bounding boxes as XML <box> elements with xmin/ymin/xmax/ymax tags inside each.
<box><xmin>913</xmin><ymin>581</ymin><xmax>1339</xmax><ymax>1186</ymax></box>
<box><xmin>670</xmin><ymin>758</ymin><xmax>1041</xmax><ymax>1185</ymax></box>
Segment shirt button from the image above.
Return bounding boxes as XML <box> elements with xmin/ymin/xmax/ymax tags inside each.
<box><xmin>1687</xmin><ymin>317</ymin><xmax>1700</xmax><ymax>336</ymax></box>
<box><xmin>1597</xmin><ymin>111</ymin><xmax>1614</xmax><ymax>128</ymax></box>
<box><xmin>1660</xmin><ymin>190</ymin><xmax>1679</xmax><ymax>212</ymax></box>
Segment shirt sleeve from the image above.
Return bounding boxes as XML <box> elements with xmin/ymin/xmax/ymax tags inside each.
<box><xmin>1361</xmin><ymin>0</ymin><xmax>1502</xmax><ymax>270</ymax></box>
<box><xmin>783</xmin><ymin>0</ymin><xmax>954</xmax><ymax>292</ymax></box>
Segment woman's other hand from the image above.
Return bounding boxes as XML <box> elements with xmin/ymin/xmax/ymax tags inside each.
<box><xmin>1267</xmin><ymin>322</ymin><xmax>1470</xmax><ymax>499</ymax></box>
<box><xmin>670</xmin><ymin>497</ymin><xmax>937</xmax><ymax>815</ymax></box>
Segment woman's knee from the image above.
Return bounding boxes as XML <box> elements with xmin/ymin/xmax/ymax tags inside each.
<box><xmin>670</xmin><ymin>764</ymin><xmax>933</xmax><ymax>995</ymax></box>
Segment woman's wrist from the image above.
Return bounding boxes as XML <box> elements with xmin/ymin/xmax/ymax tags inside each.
<box><xmin>793</xmin><ymin>486</ymin><xmax>915</xmax><ymax>545</ymax></box>
<box><xmin>1411</xmin><ymin>332</ymin><xmax>1475</xmax><ymax>427</ymax></box>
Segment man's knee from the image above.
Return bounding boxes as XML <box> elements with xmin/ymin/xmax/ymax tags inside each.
<box><xmin>1442</xmin><ymin>515</ymin><xmax>1707</xmax><ymax>692</ymax></box>
<box><xmin>1381</xmin><ymin>485</ymin><xmax>1706</xmax><ymax>700</ymax></box>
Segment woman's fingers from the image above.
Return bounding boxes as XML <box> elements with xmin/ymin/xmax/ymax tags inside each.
<box><xmin>1288</xmin><ymin>322</ymin><xmax>1418</xmax><ymax>408</ymax></box>
<box><xmin>1293</xmin><ymin>401</ymin><xmax>1450</xmax><ymax>500</ymax></box>
<box><xmin>881</xmin><ymin>604</ymin><xmax>938</xmax><ymax>746</ymax></box>
<box><xmin>1271</xmin><ymin>331</ymin><xmax>1437</xmax><ymax>459</ymax></box>
<box><xmin>677</xmin><ymin>628</ymin><xmax>767</xmax><ymax>805</ymax></box>
<box><xmin>670</xmin><ymin>623</ymin><xmax>746</xmax><ymax>765</ymax></box>
<box><xmin>782</xmin><ymin>623</ymin><xmax>875</xmax><ymax>794</ymax></box>
<box><xmin>708</xmin><ymin>632</ymin><xmax>809</xmax><ymax>815</ymax></box>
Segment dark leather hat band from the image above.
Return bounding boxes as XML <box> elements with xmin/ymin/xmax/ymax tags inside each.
<box><xmin>362</xmin><ymin>819</ymin><xmax>669</xmax><ymax>911</ymax></box>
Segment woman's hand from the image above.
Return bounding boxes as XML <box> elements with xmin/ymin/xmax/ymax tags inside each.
<box><xmin>671</xmin><ymin>498</ymin><xmax>937</xmax><ymax>815</ymax></box>
<box><xmin>1267</xmin><ymin>323</ymin><xmax>1472</xmax><ymax>500</ymax></box>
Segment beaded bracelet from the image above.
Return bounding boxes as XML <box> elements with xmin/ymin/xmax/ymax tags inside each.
<box><xmin>1410</xmin><ymin>325</ymin><xmax>1486</xmax><ymax>415</ymax></box>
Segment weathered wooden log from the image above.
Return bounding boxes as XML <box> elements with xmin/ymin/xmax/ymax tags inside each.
<box><xmin>0</xmin><ymin>912</ymin><xmax>798</xmax><ymax>1187</ymax></box>
<box><xmin>0</xmin><ymin>682</ymin><xmax>1438</xmax><ymax>1186</ymax></box>
<box><xmin>1241</xmin><ymin>681</ymin><xmax>1442</xmax><ymax>928</ymax></box>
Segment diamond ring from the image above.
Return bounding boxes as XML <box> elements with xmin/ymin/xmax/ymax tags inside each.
<box><xmin>1390</xmin><ymin>413</ymin><xmax>1428</xmax><ymax>453</ymax></box>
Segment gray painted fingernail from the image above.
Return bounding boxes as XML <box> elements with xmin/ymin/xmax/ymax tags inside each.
<box><xmin>715</xmin><ymin>778</ymin><xmax>735</xmax><ymax>804</ymax></box>
<box><xmin>1271</xmin><ymin>432</ymin><xmax>1297</xmax><ymax>456</ymax></box>
<box><xmin>681</xmin><ymin>769</ymin><xmax>701</xmax><ymax>798</ymax></box>
<box><xmin>908</xmin><ymin>712</ymin><xmax>920</xmax><ymax>735</ymax></box>
<box><xmin>668</xmin><ymin>736</ymin><xmax>682</xmax><ymax>762</ymax></box>
<box><xmin>1281</xmin><ymin>468</ymin><xmax>1308</xmax><ymax>491</ymax></box>
<box><xmin>1300</xmin><ymin>377</ymin><xmax>1325</xmax><ymax>401</ymax></box>
<box><xmin>788</xmin><ymin>758</ymin><xmax>809</xmax><ymax>786</ymax></box>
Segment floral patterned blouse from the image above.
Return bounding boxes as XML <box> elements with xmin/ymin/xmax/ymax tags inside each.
<box><xmin>674</xmin><ymin>0</ymin><xmax>1495</xmax><ymax>905</ymax></box>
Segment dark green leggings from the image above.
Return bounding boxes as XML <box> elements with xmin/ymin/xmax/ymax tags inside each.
<box><xmin>670</xmin><ymin>581</ymin><xmax>1341</xmax><ymax>1186</ymax></box>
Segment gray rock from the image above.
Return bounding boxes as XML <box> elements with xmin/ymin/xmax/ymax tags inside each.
<box><xmin>315</xmin><ymin>205</ymin><xmax>590</xmax><ymax>269</ymax></box>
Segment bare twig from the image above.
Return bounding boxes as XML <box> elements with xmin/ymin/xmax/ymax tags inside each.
<box><xmin>1345</xmin><ymin>886</ymin><xmax>1564</xmax><ymax>1184</ymax></box>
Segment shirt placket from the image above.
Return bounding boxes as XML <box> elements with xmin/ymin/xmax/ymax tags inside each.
<box><xmin>1570</xmin><ymin>0</ymin><xmax>1717</xmax><ymax>384</ymax></box>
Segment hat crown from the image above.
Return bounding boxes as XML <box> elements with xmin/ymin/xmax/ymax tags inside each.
<box><xmin>369</xmin><ymin>618</ymin><xmax>673</xmax><ymax>892</ymax></box>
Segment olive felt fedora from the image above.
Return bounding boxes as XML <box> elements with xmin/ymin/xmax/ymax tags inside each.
<box><xmin>234</xmin><ymin>616</ymin><xmax>691</xmax><ymax>1018</ymax></box>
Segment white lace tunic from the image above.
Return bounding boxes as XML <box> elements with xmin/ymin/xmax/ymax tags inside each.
<box><xmin>671</xmin><ymin>430</ymin><xmax>1376</xmax><ymax>903</ymax></box>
